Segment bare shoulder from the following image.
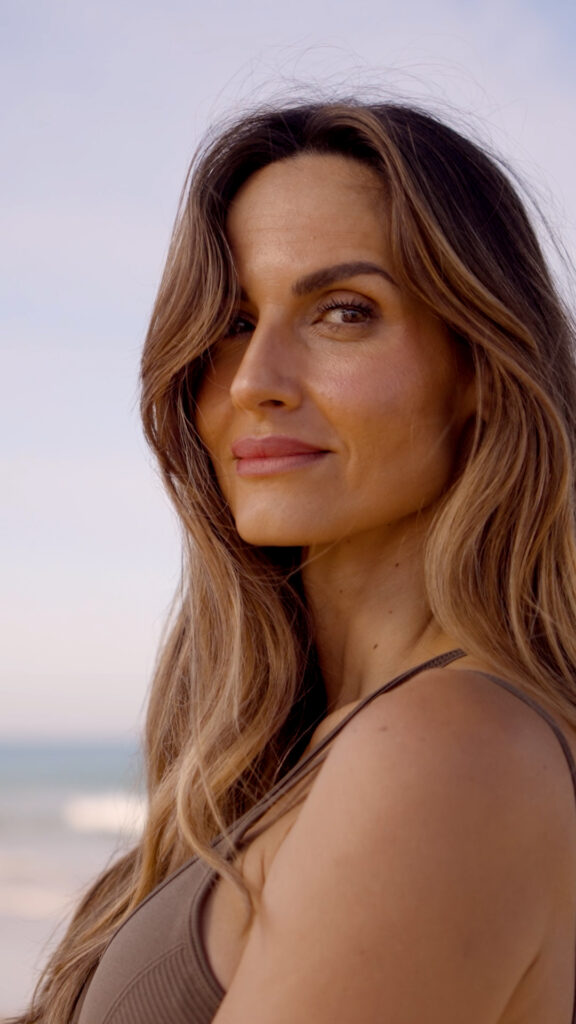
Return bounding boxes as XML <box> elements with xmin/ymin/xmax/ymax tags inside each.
<box><xmin>318</xmin><ymin>664</ymin><xmax>576</xmax><ymax>862</ymax></box>
<box><xmin>214</xmin><ymin>667</ymin><xmax>576</xmax><ymax>1023</ymax></box>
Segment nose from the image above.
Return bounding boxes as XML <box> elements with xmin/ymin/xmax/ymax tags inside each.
<box><xmin>229</xmin><ymin>320</ymin><xmax>302</xmax><ymax>413</ymax></box>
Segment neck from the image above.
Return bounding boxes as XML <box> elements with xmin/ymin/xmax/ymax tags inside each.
<box><xmin>301</xmin><ymin>520</ymin><xmax>459</xmax><ymax>709</ymax></box>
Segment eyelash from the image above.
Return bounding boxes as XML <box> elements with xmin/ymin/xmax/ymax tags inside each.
<box><xmin>315</xmin><ymin>298</ymin><xmax>376</xmax><ymax>323</ymax></box>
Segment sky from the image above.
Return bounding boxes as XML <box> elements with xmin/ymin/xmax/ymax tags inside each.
<box><xmin>2</xmin><ymin>0</ymin><xmax>575</xmax><ymax>739</ymax></box>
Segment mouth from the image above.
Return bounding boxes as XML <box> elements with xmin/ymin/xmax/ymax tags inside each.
<box><xmin>231</xmin><ymin>436</ymin><xmax>329</xmax><ymax>477</ymax></box>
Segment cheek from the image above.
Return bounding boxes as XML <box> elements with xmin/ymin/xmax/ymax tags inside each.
<box><xmin>334</xmin><ymin>357</ymin><xmax>461</xmax><ymax>473</ymax></box>
<box><xmin>319</xmin><ymin>358</ymin><xmax>409</xmax><ymax>435</ymax></box>
<box><xmin>194</xmin><ymin>369</ymin><xmax>233</xmax><ymax>457</ymax></box>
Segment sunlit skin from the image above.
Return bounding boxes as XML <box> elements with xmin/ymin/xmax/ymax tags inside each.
<box><xmin>197</xmin><ymin>155</ymin><xmax>473</xmax><ymax>551</ymax></box>
<box><xmin>192</xmin><ymin>156</ymin><xmax>576</xmax><ymax>1024</ymax></box>
<box><xmin>196</xmin><ymin>153</ymin><xmax>476</xmax><ymax>704</ymax></box>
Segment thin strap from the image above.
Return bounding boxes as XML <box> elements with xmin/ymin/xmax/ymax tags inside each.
<box><xmin>467</xmin><ymin>671</ymin><xmax>576</xmax><ymax>792</ymax></box>
<box><xmin>229</xmin><ymin>648</ymin><xmax>466</xmax><ymax>841</ymax></box>
<box><xmin>232</xmin><ymin>659</ymin><xmax>576</xmax><ymax>1021</ymax></box>
<box><xmin>203</xmin><ymin>658</ymin><xmax>576</xmax><ymax>1019</ymax></box>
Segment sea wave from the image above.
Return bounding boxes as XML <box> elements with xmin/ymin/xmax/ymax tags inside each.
<box><xmin>61</xmin><ymin>791</ymin><xmax>146</xmax><ymax>836</ymax></box>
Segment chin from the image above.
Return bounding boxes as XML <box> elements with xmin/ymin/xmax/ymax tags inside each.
<box><xmin>234</xmin><ymin>514</ymin><xmax>322</xmax><ymax>549</ymax></box>
<box><xmin>238</xmin><ymin>527</ymin><xmax>310</xmax><ymax>548</ymax></box>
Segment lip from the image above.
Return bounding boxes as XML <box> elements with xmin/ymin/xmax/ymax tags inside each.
<box><xmin>231</xmin><ymin>435</ymin><xmax>329</xmax><ymax>477</ymax></box>
<box><xmin>232</xmin><ymin>436</ymin><xmax>327</xmax><ymax>459</ymax></box>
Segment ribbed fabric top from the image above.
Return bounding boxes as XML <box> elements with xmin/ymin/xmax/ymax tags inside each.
<box><xmin>73</xmin><ymin>651</ymin><xmax>576</xmax><ymax>1024</ymax></box>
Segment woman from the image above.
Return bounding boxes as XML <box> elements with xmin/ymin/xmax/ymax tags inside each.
<box><xmin>16</xmin><ymin>100</ymin><xmax>576</xmax><ymax>1023</ymax></box>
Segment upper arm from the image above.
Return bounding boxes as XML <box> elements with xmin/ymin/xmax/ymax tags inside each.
<box><xmin>213</xmin><ymin>670</ymin><xmax>570</xmax><ymax>1024</ymax></box>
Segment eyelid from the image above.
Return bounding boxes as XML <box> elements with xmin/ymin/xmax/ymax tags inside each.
<box><xmin>316</xmin><ymin>295</ymin><xmax>376</xmax><ymax>310</ymax></box>
<box><xmin>316</xmin><ymin>284</ymin><xmax>379</xmax><ymax>305</ymax></box>
<box><xmin>314</xmin><ymin>293</ymin><xmax>379</xmax><ymax>320</ymax></box>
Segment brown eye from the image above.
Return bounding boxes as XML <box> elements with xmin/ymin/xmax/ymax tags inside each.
<box><xmin>323</xmin><ymin>306</ymin><xmax>370</xmax><ymax>324</ymax></box>
<box><xmin>226</xmin><ymin>315</ymin><xmax>254</xmax><ymax>338</ymax></box>
<box><xmin>316</xmin><ymin>298</ymin><xmax>376</xmax><ymax>327</ymax></box>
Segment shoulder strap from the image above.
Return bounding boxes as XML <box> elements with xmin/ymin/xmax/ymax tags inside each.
<box><xmin>227</xmin><ymin>658</ymin><xmax>576</xmax><ymax>1022</ymax></box>
<box><xmin>233</xmin><ymin>656</ymin><xmax>576</xmax><ymax>839</ymax></box>
<box><xmin>466</xmin><ymin>670</ymin><xmax>576</xmax><ymax>793</ymax></box>
<box><xmin>229</xmin><ymin>649</ymin><xmax>466</xmax><ymax>841</ymax></box>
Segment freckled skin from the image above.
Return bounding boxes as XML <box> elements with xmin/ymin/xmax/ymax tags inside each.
<box><xmin>196</xmin><ymin>153</ymin><xmax>475</xmax><ymax>550</ymax></box>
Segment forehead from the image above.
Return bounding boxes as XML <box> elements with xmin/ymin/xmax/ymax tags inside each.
<box><xmin>225</xmin><ymin>153</ymin><xmax>389</xmax><ymax>274</ymax></box>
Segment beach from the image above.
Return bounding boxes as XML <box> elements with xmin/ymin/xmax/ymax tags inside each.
<box><xmin>0</xmin><ymin>741</ymin><xmax>144</xmax><ymax>1017</ymax></box>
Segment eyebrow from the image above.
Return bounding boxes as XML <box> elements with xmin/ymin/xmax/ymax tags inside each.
<box><xmin>292</xmin><ymin>261</ymin><xmax>397</xmax><ymax>296</ymax></box>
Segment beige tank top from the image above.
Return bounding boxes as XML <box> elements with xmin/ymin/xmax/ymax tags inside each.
<box><xmin>73</xmin><ymin>651</ymin><xmax>576</xmax><ymax>1024</ymax></box>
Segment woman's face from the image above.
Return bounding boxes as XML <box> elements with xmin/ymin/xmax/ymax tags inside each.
<box><xmin>195</xmin><ymin>153</ymin><xmax>474</xmax><ymax>549</ymax></box>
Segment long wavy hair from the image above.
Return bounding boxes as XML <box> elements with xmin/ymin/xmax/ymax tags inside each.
<box><xmin>16</xmin><ymin>99</ymin><xmax>576</xmax><ymax>1023</ymax></box>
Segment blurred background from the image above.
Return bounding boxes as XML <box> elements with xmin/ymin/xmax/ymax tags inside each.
<box><xmin>1</xmin><ymin>0</ymin><xmax>575</xmax><ymax>1014</ymax></box>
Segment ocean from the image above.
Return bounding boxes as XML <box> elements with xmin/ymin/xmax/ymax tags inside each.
<box><xmin>0</xmin><ymin>741</ymin><xmax>146</xmax><ymax>1018</ymax></box>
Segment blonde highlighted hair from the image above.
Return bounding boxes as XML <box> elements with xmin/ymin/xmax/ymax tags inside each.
<box><xmin>17</xmin><ymin>99</ymin><xmax>576</xmax><ymax>1023</ymax></box>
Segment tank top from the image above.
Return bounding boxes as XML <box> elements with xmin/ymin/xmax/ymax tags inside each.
<box><xmin>73</xmin><ymin>651</ymin><xmax>576</xmax><ymax>1024</ymax></box>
